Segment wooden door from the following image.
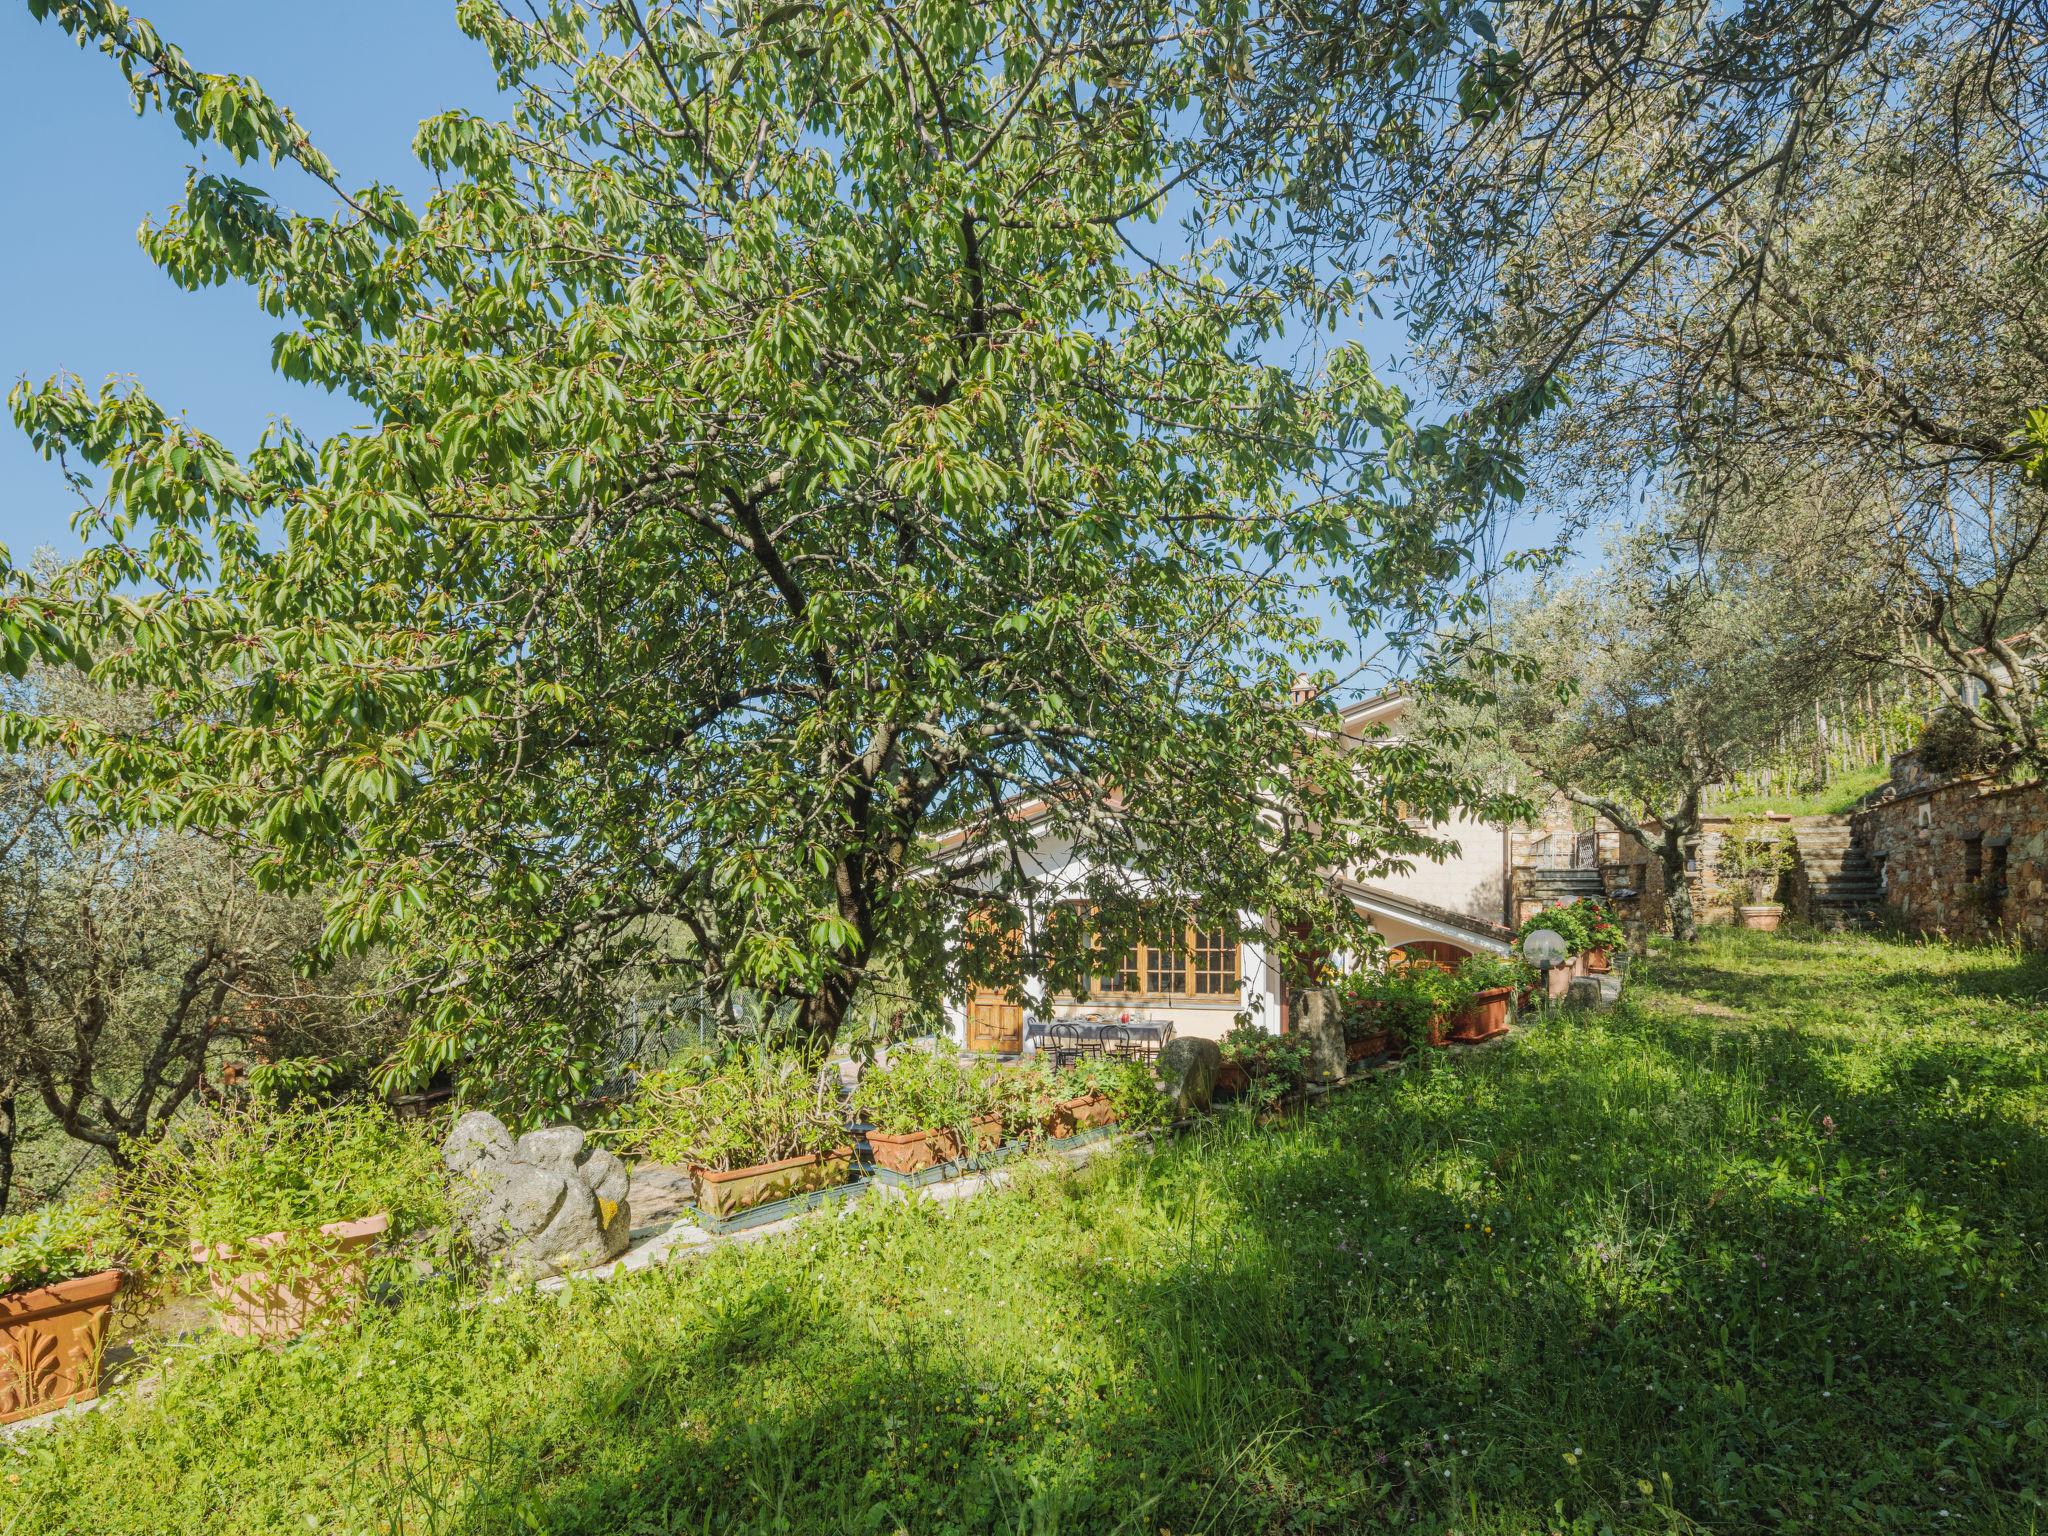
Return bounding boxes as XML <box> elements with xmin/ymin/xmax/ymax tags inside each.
<box><xmin>965</xmin><ymin>991</ymin><xmax>1024</xmax><ymax>1053</ymax></box>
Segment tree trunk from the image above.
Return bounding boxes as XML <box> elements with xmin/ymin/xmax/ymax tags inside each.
<box><xmin>1660</xmin><ymin>823</ymin><xmax>1698</xmax><ymax>943</ymax></box>
<box><xmin>1567</xmin><ymin>786</ymin><xmax>1703</xmax><ymax>943</ymax></box>
<box><xmin>0</xmin><ymin>1089</ymin><xmax>17</xmax><ymax>1220</ymax></box>
<box><xmin>0</xmin><ymin>1089</ymin><xmax>14</xmax><ymax>1216</ymax></box>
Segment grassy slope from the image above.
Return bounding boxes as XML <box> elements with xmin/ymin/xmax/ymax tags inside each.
<box><xmin>1707</xmin><ymin>762</ymin><xmax>1892</xmax><ymax>817</ymax></box>
<box><xmin>6</xmin><ymin>932</ymin><xmax>2046</xmax><ymax>1535</ymax></box>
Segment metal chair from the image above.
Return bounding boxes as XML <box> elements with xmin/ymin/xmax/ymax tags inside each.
<box><xmin>1045</xmin><ymin>1021</ymin><xmax>1085</xmax><ymax>1071</ymax></box>
<box><xmin>1099</xmin><ymin>1023</ymin><xmax>1134</xmax><ymax>1062</ymax></box>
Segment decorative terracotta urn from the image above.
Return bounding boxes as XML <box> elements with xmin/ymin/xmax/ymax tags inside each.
<box><xmin>1738</xmin><ymin>905</ymin><xmax>1784</xmax><ymax>932</ymax></box>
<box><xmin>191</xmin><ymin>1212</ymin><xmax>389</xmax><ymax>1340</ymax></box>
<box><xmin>0</xmin><ymin>1267</ymin><xmax>123</xmax><ymax>1425</ymax></box>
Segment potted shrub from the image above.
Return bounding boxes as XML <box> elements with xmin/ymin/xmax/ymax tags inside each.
<box><xmin>1334</xmin><ymin>971</ymin><xmax>1394</xmax><ymax>1061</ymax></box>
<box><xmin>1052</xmin><ymin>1058</ymin><xmax>1169</xmax><ymax>1131</ymax></box>
<box><xmin>1219</xmin><ymin>1024</ymin><xmax>1313</xmax><ymax>1114</ymax></box>
<box><xmin>122</xmin><ymin>1099</ymin><xmax>445</xmax><ymax>1341</ymax></box>
<box><xmin>1446</xmin><ymin>954</ymin><xmax>1524</xmax><ymax>1042</ymax></box>
<box><xmin>1040</xmin><ymin>1068</ymin><xmax>1121</xmax><ymax>1137</ymax></box>
<box><xmin>1722</xmin><ymin>817</ymin><xmax>1792</xmax><ymax>930</ymax></box>
<box><xmin>978</xmin><ymin>1059</ymin><xmax>1058</xmax><ymax>1143</ymax></box>
<box><xmin>851</xmin><ymin>1047</ymin><xmax>1003</xmax><ymax>1174</ymax></box>
<box><xmin>0</xmin><ymin>1200</ymin><xmax>123</xmax><ymax>1425</ymax></box>
<box><xmin>1572</xmin><ymin>900</ymin><xmax>1626</xmax><ymax>972</ymax></box>
<box><xmin>623</xmin><ymin>1047</ymin><xmax>853</xmax><ymax>1220</ymax></box>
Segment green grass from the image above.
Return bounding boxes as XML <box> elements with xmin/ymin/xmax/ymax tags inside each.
<box><xmin>1707</xmin><ymin>762</ymin><xmax>1893</xmax><ymax>817</ymax></box>
<box><xmin>7</xmin><ymin>930</ymin><xmax>2048</xmax><ymax>1534</ymax></box>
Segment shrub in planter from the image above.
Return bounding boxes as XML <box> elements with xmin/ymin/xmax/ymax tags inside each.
<box><xmin>0</xmin><ymin>1200</ymin><xmax>124</xmax><ymax>1424</ymax></box>
<box><xmin>1332</xmin><ymin>971</ymin><xmax>1397</xmax><ymax>1059</ymax></box>
<box><xmin>1567</xmin><ymin>900</ymin><xmax>1626</xmax><ymax>969</ymax></box>
<box><xmin>1219</xmin><ymin>1024</ymin><xmax>1313</xmax><ymax>1111</ymax></box>
<box><xmin>120</xmin><ymin>1100</ymin><xmax>445</xmax><ymax>1340</ymax></box>
<box><xmin>1722</xmin><ymin>817</ymin><xmax>1792</xmax><ymax>928</ymax></box>
<box><xmin>1052</xmin><ymin>1058</ymin><xmax>1169</xmax><ymax>1131</ymax></box>
<box><xmin>966</xmin><ymin>1059</ymin><xmax>1073</xmax><ymax>1143</ymax></box>
<box><xmin>619</xmin><ymin>1048</ymin><xmax>851</xmax><ymax>1218</ymax></box>
<box><xmin>1446</xmin><ymin>954</ymin><xmax>1524</xmax><ymax>1042</ymax></box>
<box><xmin>851</xmin><ymin>1048</ymin><xmax>1003</xmax><ymax>1173</ymax></box>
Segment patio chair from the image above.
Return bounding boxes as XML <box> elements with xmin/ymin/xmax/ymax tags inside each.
<box><xmin>1099</xmin><ymin>1023</ymin><xmax>1134</xmax><ymax>1062</ymax></box>
<box><xmin>1045</xmin><ymin>1021</ymin><xmax>1086</xmax><ymax>1071</ymax></box>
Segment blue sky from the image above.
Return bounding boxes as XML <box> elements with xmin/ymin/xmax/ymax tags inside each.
<box><xmin>0</xmin><ymin>2</ymin><xmax>499</xmax><ymax>564</ymax></box>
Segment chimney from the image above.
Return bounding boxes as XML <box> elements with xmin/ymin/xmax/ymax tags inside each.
<box><xmin>1289</xmin><ymin>673</ymin><xmax>1317</xmax><ymax>707</ymax></box>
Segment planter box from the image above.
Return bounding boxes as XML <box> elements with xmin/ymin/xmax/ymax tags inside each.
<box><xmin>191</xmin><ymin>1212</ymin><xmax>389</xmax><ymax>1340</ymax></box>
<box><xmin>865</xmin><ymin>1116</ymin><xmax>1002</xmax><ymax>1175</ymax></box>
<box><xmin>691</xmin><ymin>1147</ymin><xmax>855</xmax><ymax>1222</ymax></box>
<box><xmin>1345</xmin><ymin>1030</ymin><xmax>1392</xmax><ymax>1063</ymax></box>
<box><xmin>1447</xmin><ymin>986</ymin><xmax>1512</xmax><ymax>1044</ymax></box>
<box><xmin>1042</xmin><ymin>1093</ymin><xmax>1118</xmax><ymax>1138</ymax></box>
<box><xmin>1737</xmin><ymin>905</ymin><xmax>1784</xmax><ymax>932</ymax></box>
<box><xmin>0</xmin><ymin>1267</ymin><xmax>123</xmax><ymax>1425</ymax></box>
<box><xmin>1583</xmin><ymin>947</ymin><xmax>1612</xmax><ymax>974</ymax></box>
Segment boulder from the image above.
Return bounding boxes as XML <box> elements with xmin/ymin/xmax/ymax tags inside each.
<box><xmin>1292</xmin><ymin>989</ymin><xmax>1347</xmax><ymax>1083</ymax></box>
<box><xmin>1155</xmin><ymin>1036</ymin><xmax>1222</xmax><ymax>1117</ymax></box>
<box><xmin>1566</xmin><ymin>977</ymin><xmax>1607</xmax><ymax>1010</ymax></box>
<box><xmin>442</xmin><ymin>1110</ymin><xmax>516</xmax><ymax>1176</ymax></box>
<box><xmin>443</xmin><ymin>1112</ymin><xmax>632</xmax><ymax>1280</ymax></box>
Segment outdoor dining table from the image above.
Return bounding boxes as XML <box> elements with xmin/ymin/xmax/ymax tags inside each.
<box><xmin>1019</xmin><ymin>1015</ymin><xmax>1171</xmax><ymax>1064</ymax></box>
<box><xmin>1024</xmin><ymin>1019</ymin><xmax>1171</xmax><ymax>1046</ymax></box>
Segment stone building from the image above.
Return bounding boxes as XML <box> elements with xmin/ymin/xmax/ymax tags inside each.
<box><xmin>1853</xmin><ymin>765</ymin><xmax>2048</xmax><ymax>947</ymax></box>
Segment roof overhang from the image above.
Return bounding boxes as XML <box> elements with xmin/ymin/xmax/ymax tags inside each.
<box><xmin>1333</xmin><ymin>877</ymin><xmax>1514</xmax><ymax>954</ymax></box>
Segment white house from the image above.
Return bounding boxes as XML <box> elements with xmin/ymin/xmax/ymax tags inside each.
<box><xmin>936</xmin><ymin>692</ymin><xmax>1520</xmax><ymax>1053</ymax></box>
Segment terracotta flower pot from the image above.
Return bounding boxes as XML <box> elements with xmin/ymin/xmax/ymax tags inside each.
<box><xmin>1544</xmin><ymin>963</ymin><xmax>1573</xmax><ymax>1000</ymax></box>
<box><xmin>865</xmin><ymin>1115</ymin><xmax>1003</xmax><ymax>1175</ymax></box>
<box><xmin>191</xmin><ymin>1212</ymin><xmax>389</xmax><ymax>1341</ymax></box>
<box><xmin>1447</xmin><ymin>986</ymin><xmax>1512</xmax><ymax>1044</ymax></box>
<box><xmin>1213</xmin><ymin>1063</ymin><xmax>1249</xmax><ymax>1101</ymax></box>
<box><xmin>0</xmin><ymin>1267</ymin><xmax>123</xmax><ymax>1425</ymax></box>
<box><xmin>1583</xmin><ymin>947</ymin><xmax>1612</xmax><ymax>974</ymax></box>
<box><xmin>691</xmin><ymin>1147</ymin><xmax>855</xmax><ymax>1221</ymax></box>
<box><xmin>1738</xmin><ymin>905</ymin><xmax>1784</xmax><ymax>931</ymax></box>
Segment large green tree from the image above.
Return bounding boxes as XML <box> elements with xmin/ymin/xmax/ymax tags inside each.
<box><xmin>6</xmin><ymin>1</ymin><xmax>1505</xmax><ymax>1117</ymax></box>
<box><xmin>1229</xmin><ymin>0</ymin><xmax>2048</xmax><ymax>768</ymax></box>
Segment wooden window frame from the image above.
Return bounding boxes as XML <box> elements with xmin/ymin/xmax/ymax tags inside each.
<box><xmin>1051</xmin><ymin>915</ymin><xmax>1241</xmax><ymax>1004</ymax></box>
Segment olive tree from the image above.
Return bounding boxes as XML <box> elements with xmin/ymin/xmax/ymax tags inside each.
<box><xmin>0</xmin><ymin>669</ymin><xmax>373</xmax><ymax>1213</ymax></box>
<box><xmin>1491</xmin><ymin>518</ymin><xmax>1865</xmax><ymax>941</ymax></box>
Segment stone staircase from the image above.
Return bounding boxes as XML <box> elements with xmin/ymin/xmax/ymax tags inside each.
<box><xmin>1791</xmin><ymin>822</ymin><xmax>1884</xmax><ymax>929</ymax></box>
<box><xmin>1517</xmin><ymin>866</ymin><xmax>1607</xmax><ymax>907</ymax></box>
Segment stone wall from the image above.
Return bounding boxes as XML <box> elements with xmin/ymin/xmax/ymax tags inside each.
<box><xmin>1607</xmin><ymin>816</ymin><xmax>1777</xmax><ymax>930</ymax></box>
<box><xmin>1854</xmin><ymin>776</ymin><xmax>2048</xmax><ymax>947</ymax></box>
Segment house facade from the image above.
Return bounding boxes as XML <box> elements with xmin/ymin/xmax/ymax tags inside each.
<box><xmin>940</xmin><ymin>693</ymin><xmax>1524</xmax><ymax>1052</ymax></box>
